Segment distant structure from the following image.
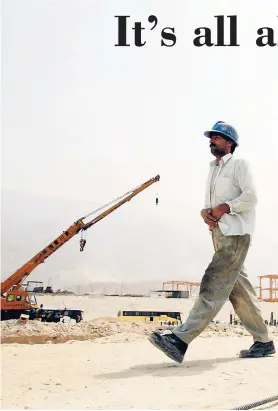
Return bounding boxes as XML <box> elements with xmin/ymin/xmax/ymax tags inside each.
<box><xmin>258</xmin><ymin>274</ymin><xmax>278</xmax><ymax>302</ymax></box>
<box><xmin>24</xmin><ymin>281</ymin><xmax>53</xmax><ymax>294</ymax></box>
<box><xmin>149</xmin><ymin>289</ymin><xmax>190</xmax><ymax>299</ymax></box>
<box><xmin>150</xmin><ymin>280</ymin><xmax>200</xmax><ymax>299</ymax></box>
<box><xmin>162</xmin><ymin>280</ymin><xmax>200</xmax><ymax>296</ymax></box>
<box><xmin>25</xmin><ymin>281</ymin><xmax>44</xmax><ymax>293</ymax></box>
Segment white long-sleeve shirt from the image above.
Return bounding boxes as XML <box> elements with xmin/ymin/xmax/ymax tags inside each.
<box><xmin>204</xmin><ymin>153</ymin><xmax>257</xmax><ymax>237</ymax></box>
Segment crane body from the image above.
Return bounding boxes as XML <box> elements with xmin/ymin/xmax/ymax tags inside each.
<box><xmin>1</xmin><ymin>175</ymin><xmax>160</xmax><ymax>321</ymax></box>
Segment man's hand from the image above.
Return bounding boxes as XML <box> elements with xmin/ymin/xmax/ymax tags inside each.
<box><xmin>211</xmin><ymin>203</ymin><xmax>230</xmax><ymax>220</ymax></box>
<box><xmin>201</xmin><ymin>208</ymin><xmax>218</xmax><ymax>229</ymax></box>
<box><xmin>201</xmin><ymin>204</ymin><xmax>230</xmax><ymax>230</ymax></box>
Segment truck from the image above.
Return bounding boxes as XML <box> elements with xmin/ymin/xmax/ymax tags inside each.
<box><xmin>1</xmin><ymin>174</ymin><xmax>160</xmax><ymax>321</ymax></box>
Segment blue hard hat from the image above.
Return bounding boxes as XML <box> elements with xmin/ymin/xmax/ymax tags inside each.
<box><xmin>204</xmin><ymin>121</ymin><xmax>239</xmax><ymax>146</ymax></box>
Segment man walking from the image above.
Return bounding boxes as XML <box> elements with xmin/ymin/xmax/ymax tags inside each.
<box><xmin>149</xmin><ymin>121</ymin><xmax>275</xmax><ymax>363</ymax></box>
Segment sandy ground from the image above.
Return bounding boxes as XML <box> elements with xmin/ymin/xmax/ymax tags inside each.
<box><xmin>1</xmin><ymin>295</ymin><xmax>278</xmax><ymax>410</ymax></box>
<box><xmin>1</xmin><ymin>336</ymin><xmax>278</xmax><ymax>410</ymax></box>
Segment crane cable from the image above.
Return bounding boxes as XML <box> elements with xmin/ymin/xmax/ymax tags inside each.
<box><xmin>80</xmin><ymin>183</ymin><xmax>142</xmax><ymax>220</ymax></box>
<box><xmin>78</xmin><ymin>181</ymin><xmax>153</xmax><ymax>251</ymax></box>
<box><xmin>231</xmin><ymin>394</ymin><xmax>278</xmax><ymax>410</ymax></box>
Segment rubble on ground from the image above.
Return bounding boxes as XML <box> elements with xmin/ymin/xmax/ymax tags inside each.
<box><xmin>1</xmin><ymin>317</ymin><xmax>277</xmax><ymax>344</ymax></box>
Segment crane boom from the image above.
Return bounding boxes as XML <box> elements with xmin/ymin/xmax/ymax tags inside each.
<box><xmin>1</xmin><ymin>174</ymin><xmax>160</xmax><ymax>295</ymax></box>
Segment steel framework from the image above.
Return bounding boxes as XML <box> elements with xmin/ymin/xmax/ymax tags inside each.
<box><xmin>162</xmin><ymin>280</ymin><xmax>200</xmax><ymax>296</ymax></box>
<box><xmin>258</xmin><ymin>274</ymin><xmax>278</xmax><ymax>302</ymax></box>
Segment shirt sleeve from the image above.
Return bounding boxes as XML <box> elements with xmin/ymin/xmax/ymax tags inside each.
<box><xmin>225</xmin><ymin>160</ymin><xmax>257</xmax><ymax>214</ymax></box>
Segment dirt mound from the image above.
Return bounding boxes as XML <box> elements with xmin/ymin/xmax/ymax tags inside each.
<box><xmin>0</xmin><ymin>317</ymin><xmax>157</xmax><ymax>344</ymax></box>
<box><xmin>1</xmin><ymin>318</ymin><xmax>277</xmax><ymax>344</ymax></box>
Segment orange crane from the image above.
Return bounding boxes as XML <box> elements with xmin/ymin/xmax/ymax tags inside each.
<box><xmin>1</xmin><ymin>174</ymin><xmax>160</xmax><ymax>320</ymax></box>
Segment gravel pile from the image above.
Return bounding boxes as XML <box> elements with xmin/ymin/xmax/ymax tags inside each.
<box><xmin>1</xmin><ymin>318</ymin><xmax>277</xmax><ymax>344</ymax></box>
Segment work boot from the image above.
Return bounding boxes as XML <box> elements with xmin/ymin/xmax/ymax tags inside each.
<box><xmin>239</xmin><ymin>341</ymin><xmax>276</xmax><ymax>358</ymax></box>
<box><xmin>148</xmin><ymin>329</ymin><xmax>188</xmax><ymax>363</ymax></box>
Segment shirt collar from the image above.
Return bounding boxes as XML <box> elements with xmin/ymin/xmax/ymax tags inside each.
<box><xmin>210</xmin><ymin>153</ymin><xmax>233</xmax><ymax>166</ymax></box>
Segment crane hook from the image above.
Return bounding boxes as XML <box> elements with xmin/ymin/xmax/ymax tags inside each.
<box><xmin>80</xmin><ymin>238</ymin><xmax>87</xmax><ymax>252</ymax></box>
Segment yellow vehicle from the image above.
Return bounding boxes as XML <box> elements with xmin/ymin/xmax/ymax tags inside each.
<box><xmin>117</xmin><ymin>309</ymin><xmax>182</xmax><ymax>325</ymax></box>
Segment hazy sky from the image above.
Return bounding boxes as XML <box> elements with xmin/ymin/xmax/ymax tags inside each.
<box><xmin>2</xmin><ymin>0</ymin><xmax>278</xmax><ymax>291</ymax></box>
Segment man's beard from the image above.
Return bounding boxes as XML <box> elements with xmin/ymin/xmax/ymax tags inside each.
<box><xmin>210</xmin><ymin>144</ymin><xmax>225</xmax><ymax>156</ymax></box>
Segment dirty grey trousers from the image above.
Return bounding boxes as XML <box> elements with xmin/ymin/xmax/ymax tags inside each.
<box><xmin>173</xmin><ymin>226</ymin><xmax>270</xmax><ymax>344</ymax></box>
